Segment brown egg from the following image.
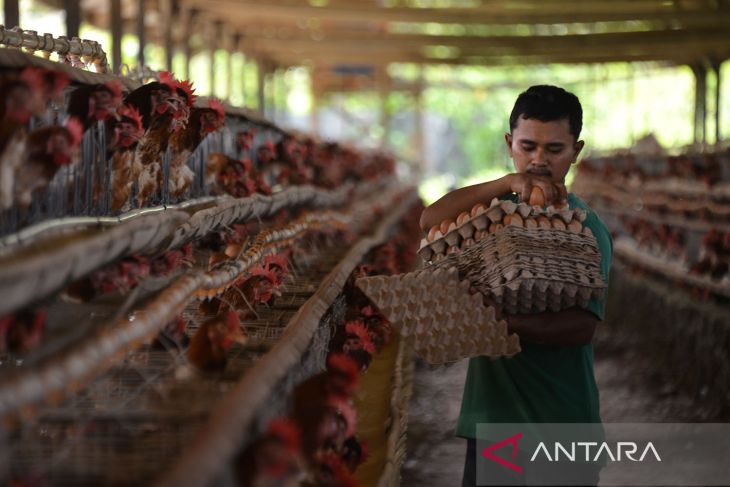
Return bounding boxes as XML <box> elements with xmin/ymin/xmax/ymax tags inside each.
<box><xmin>525</xmin><ymin>217</ymin><xmax>538</xmax><ymax>229</ymax></box>
<box><xmin>551</xmin><ymin>217</ymin><xmax>567</xmax><ymax>230</ymax></box>
<box><xmin>474</xmin><ymin>230</ymin><xmax>484</xmax><ymax>241</ymax></box>
<box><xmin>427</xmin><ymin>225</ymin><xmax>440</xmax><ymax>242</ymax></box>
<box><xmin>470</xmin><ymin>203</ymin><xmax>487</xmax><ymax>217</ymax></box>
<box><xmin>529</xmin><ymin>186</ymin><xmax>545</xmax><ymax>206</ymax></box>
<box><xmin>567</xmin><ymin>219</ymin><xmax>582</xmax><ymax>233</ymax></box>
<box><xmin>507</xmin><ymin>213</ymin><xmax>524</xmax><ymax>227</ymax></box>
<box><xmin>537</xmin><ymin>215</ymin><xmax>551</xmax><ymax>229</ymax></box>
<box><xmin>456</xmin><ymin>211</ymin><xmax>470</xmax><ymax>226</ymax></box>
<box><xmin>440</xmin><ymin>219</ymin><xmax>453</xmax><ymax>235</ymax></box>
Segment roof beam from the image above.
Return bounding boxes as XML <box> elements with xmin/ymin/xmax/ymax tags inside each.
<box><xmin>239</xmin><ymin>27</ymin><xmax>730</xmax><ymax>52</ymax></box>
<box><xmin>180</xmin><ymin>0</ymin><xmax>730</xmax><ymax>26</ymax></box>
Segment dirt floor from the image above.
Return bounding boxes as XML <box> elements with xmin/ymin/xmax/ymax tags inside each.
<box><xmin>400</xmin><ymin>324</ymin><xmax>715</xmax><ymax>487</ymax></box>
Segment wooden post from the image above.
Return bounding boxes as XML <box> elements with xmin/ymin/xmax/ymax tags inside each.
<box><xmin>182</xmin><ymin>8</ymin><xmax>195</xmax><ymax>81</ymax></box>
<box><xmin>238</xmin><ymin>39</ymin><xmax>247</xmax><ymax>107</ymax></box>
<box><xmin>64</xmin><ymin>0</ymin><xmax>81</xmax><ymax>38</ymax></box>
<box><xmin>256</xmin><ymin>57</ymin><xmax>266</xmax><ymax>116</ymax></box>
<box><xmin>162</xmin><ymin>0</ymin><xmax>175</xmax><ymax>72</ymax></box>
<box><xmin>137</xmin><ymin>0</ymin><xmax>146</xmax><ymax>68</ymax></box>
<box><xmin>110</xmin><ymin>0</ymin><xmax>122</xmax><ymax>74</ymax></box>
<box><xmin>209</xmin><ymin>22</ymin><xmax>218</xmax><ymax>98</ymax></box>
<box><xmin>711</xmin><ymin>59</ymin><xmax>723</xmax><ymax>144</ymax></box>
<box><xmin>692</xmin><ymin>63</ymin><xmax>707</xmax><ymax>146</ymax></box>
<box><xmin>310</xmin><ymin>66</ymin><xmax>319</xmax><ymax>136</ymax></box>
<box><xmin>4</xmin><ymin>0</ymin><xmax>19</xmax><ymax>28</ymax></box>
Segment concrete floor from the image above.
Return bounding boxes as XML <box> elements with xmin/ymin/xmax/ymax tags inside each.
<box><xmin>400</xmin><ymin>325</ymin><xmax>708</xmax><ymax>487</ymax></box>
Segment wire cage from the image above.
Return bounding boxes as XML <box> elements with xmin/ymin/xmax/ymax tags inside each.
<box><xmin>3</xmin><ymin>240</ymin><xmax>348</xmax><ymax>485</ymax></box>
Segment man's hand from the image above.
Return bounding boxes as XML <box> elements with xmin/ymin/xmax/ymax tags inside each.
<box><xmin>506</xmin><ymin>307</ymin><xmax>598</xmax><ymax>346</ymax></box>
<box><xmin>504</xmin><ymin>173</ymin><xmax>568</xmax><ymax>206</ymax></box>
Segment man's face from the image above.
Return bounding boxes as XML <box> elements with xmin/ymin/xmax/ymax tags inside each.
<box><xmin>505</xmin><ymin>116</ymin><xmax>584</xmax><ymax>183</ymax></box>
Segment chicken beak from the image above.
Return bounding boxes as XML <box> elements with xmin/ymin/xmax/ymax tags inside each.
<box><xmin>232</xmin><ymin>332</ymin><xmax>248</xmax><ymax>346</ymax></box>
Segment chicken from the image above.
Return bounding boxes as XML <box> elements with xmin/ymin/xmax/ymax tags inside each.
<box><xmin>236</xmin><ymin>128</ymin><xmax>255</xmax><ymax>161</ymax></box>
<box><xmin>63</xmin><ymin>255</ymin><xmax>151</xmax><ymax>302</ymax></box>
<box><xmin>152</xmin><ymin>315</ymin><xmax>190</xmax><ymax>350</ymax></box>
<box><xmin>126</xmin><ymin>73</ymin><xmax>193</xmax><ymax>206</ymax></box>
<box><xmin>264</xmin><ymin>253</ymin><xmax>290</xmax><ymax>285</ymax></box>
<box><xmin>291</xmin><ymin>354</ymin><xmax>359</xmax><ymax>429</ymax></box>
<box><xmin>110</xmin><ymin>105</ymin><xmax>145</xmax><ymax>211</ymax></box>
<box><xmin>210</xmin><ymin>152</ymin><xmax>267</xmax><ymax>198</ymax></box>
<box><xmin>199</xmin><ymin>264</ymin><xmax>281</xmax><ymax>318</ymax></box>
<box><xmin>234</xmin><ymin>418</ymin><xmax>303</xmax><ymax>487</ymax></box>
<box><xmin>0</xmin><ymin>309</ymin><xmax>46</xmax><ymax>355</ymax></box>
<box><xmin>186</xmin><ymin>310</ymin><xmax>247</xmax><ymax>371</ymax></box>
<box><xmin>149</xmin><ymin>244</ymin><xmax>194</xmax><ymax>276</ymax></box>
<box><xmin>167</xmin><ymin>98</ymin><xmax>225</xmax><ymax>199</ymax></box>
<box><xmin>311</xmin><ymin>451</ymin><xmax>357</xmax><ymax>487</ymax></box>
<box><xmin>67</xmin><ymin>81</ymin><xmax>123</xmax><ymax>130</ymax></box>
<box><xmin>0</xmin><ymin>68</ymin><xmax>47</xmax><ymax>210</ymax></box>
<box><xmin>277</xmin><ymin>134</ymin><xmax>313</xmax><ymax>185</ymax></box>
<box><xmin>14</xmin><ymin>118</ymin><xmax>83</xmax><ymax>208</ymax></box>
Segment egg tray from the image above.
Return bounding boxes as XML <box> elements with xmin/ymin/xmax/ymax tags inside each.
<box><xmin>430</xmin><ymin>224</ymin><xmax>605</xmax><ymax>314</ymax></box>
<box><xmin>356</xmin><ymin>266</ymin><xmax>521</xmax><ymax>365</ymax></box>
<box><xmin>417</xmin><ymin>198</ymin><xmax>591</xmax><ymax>262</ymax></box>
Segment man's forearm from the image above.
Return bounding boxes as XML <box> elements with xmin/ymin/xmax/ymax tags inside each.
<box><xmin>419</xmin><ymin>177</ymin><xmax>512</xmax><ymax>232</ymax></box>
<box><xmin>506</xmin><ymin>307</ymin><xmax>597</xmax><ymax>346</ymax></box>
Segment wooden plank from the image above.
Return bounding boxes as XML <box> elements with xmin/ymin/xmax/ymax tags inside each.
<box><xmin>180</xmin><ymin>0</ymin><xmax>730</xmax><ymax>26</ymax></box>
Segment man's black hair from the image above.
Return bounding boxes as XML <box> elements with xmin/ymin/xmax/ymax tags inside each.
<box><xmin>509</xmin><ymin>85</ymin><xmax>583</xmax><ymax>139</ymax></box>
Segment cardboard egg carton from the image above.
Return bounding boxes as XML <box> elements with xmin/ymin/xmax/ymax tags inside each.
<box><xmin>432</xmin><ymin>225</ymin><xmax>605</xmax><ymax>314</ymax></box>
<box><xmin>417</xmin><ymin>198</ymin><xmax>590</xmax><ymax>262</ymax></box>
<box><xmin>356</xmin><ymin>266</ymin><xmax>521</xmax><ymax>365</ymax></box>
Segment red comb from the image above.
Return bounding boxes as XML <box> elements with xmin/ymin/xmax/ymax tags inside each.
<box><xmin>20</xmin><ymin>66</ymin><xmax>45</xmax><ymax>92</ymax></box>
<box><xmin>250</xmin><ymin>264</ymin><xmax>278</xmax><ymax>283</ymax></box>
<box><xmin>345</xmin><ymin>320</ymin><xmax>375</xmax><ymax>354</ymax></box>
<box><xmin>118</xmin><ymin>104</ymin><xmax>143</xmax><ymax>132</ymax></box>
<box><xmin>47</xmin><ymin>69</ymin><xmax>69</xmax><ymax>96</ymax></box>
<box><xmin>327</xmin><ymin>353</ymin><xmax>360</xmax><ymax>385</ymax></box>
<box><xmin>104</xmin><ymin>80</ymin><xmax>123</xmax><ymax>103</ymax></box>
<box><xmin>266</xmin><ymin>418</ymin><xmax>301</xmax><ymax>452</ymax></box>
<box><xmin>208</xmin><ymin>98</ymin><xmax>225</xmax><ymax>121</ymax></box>
<box><xmin>176</xmin><ymin>79</ymin><xmax>196</xmax><ymax>106</ymax></box>
<box><xmin>65</xmin><ymin>117</ymin><xmax>85</xmax><ymax>147</ymax></box>
<box><xmin>159</xmin><ymin>71</ymin><xmax>177</xmax><ymax>91</ymax></box>
<box><xmin>264</xmin><ymin>254</ymin><xmax>288</xmax><ymax>271</ymax></box>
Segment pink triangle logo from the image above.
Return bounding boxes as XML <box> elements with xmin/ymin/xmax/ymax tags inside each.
<box><xmin>481</xmin><ymin>432</ymin><xmax>524</xmax><ymax>474</ymax></box>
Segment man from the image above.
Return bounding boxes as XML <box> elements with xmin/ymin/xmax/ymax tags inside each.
<box><xmin>420</xmin><ymin>85</ymin><xmax>613</xmax><ymax>486</ymax></box>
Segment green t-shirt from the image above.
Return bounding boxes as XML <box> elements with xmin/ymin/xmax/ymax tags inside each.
<box><xmin>455</xmin><ymin>193</ymin><xmax>613</xmax><ymax>439</ymax></box>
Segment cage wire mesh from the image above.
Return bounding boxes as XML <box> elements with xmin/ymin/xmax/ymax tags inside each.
<box><xmin>0</xmin><ymin>101</ymin><xmax>286</xmax><ymax>238</ymax></box>
<box><xmin>5</xmin><ymin>239</ymin><xmax>349</xmax><ymax>485</ymax></box>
